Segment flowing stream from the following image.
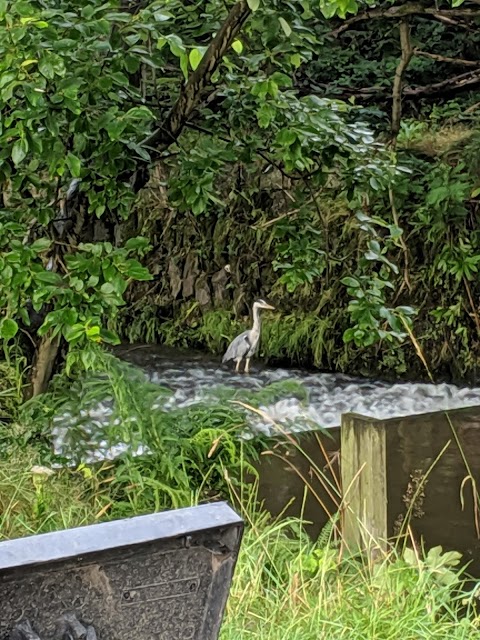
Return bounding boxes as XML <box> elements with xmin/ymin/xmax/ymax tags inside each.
<box><xmin>52</xmin><ymin>344</ymin><xmax>480</xmax><ymax>463</ymax></box>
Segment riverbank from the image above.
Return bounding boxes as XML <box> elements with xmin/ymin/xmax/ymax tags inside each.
<box><xmin>2</xmin><ymin>346</ymin><xmax>480</xmax><ymax>636</ymax></box>
<box><xmin>0</xmin><ymin>451</ymin><xmax>478</xmax><ymax>639</ymax></box>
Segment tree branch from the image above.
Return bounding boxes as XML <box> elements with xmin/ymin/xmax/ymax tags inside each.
<box><xmin>413</xmin><ymin>49</ymin><xmax>480</xmax><ymax>67</ymax></box>
<box><xmin>143</xmin><ymin>1</ymin><xmax>251</xmax><ymax>152</ymax></box>
<box><xmin>304</xmin><ymin>67</ymin><xmax>480</xmax><ymax>102</ymax></box>
<box><xmin>329</xmin><ymin>3</ymin><xmax>480</xmax><ymax>37</ymax></box>
<box><xmin>404</xmin><ymin>68</ymin><xmax>480</xmax><ymax>96</ymax></box>
<box><xmin>391</xmin><ymin>21</ymin><xmax>413</xmax><ymax>138</ymax></box>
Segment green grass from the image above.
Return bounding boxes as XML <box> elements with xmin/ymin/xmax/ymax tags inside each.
<box><xmin>2</xmin><ymin>349</ymin><xmax>480</xmax><ymax>638</ymax></box>
<box><xmin>0</xmin><ymin>450</ymin><xmax>479</xmax><ymax>639</ymax></box>
<box><xmin>223</xmin><ymin>521</ymin><xmax>479</xmax><ymax>639</ymax></box>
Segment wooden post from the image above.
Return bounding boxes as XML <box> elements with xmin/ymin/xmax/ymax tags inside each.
<box><xmin>341</xmin><ymin>413</ymin><xmax>388</xmax><ymax>553</ymax></box>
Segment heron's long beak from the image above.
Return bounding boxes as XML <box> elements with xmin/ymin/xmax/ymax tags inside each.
<box><xmin>264</xmin><ymin>303</ymin><xmax>275</xmax><ymax>310</ymax></box>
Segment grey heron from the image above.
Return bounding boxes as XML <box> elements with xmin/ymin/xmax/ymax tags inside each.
<box><xmin>222</xmin><ymin>299</ymin><xmax>275</xmax><ymax>373</ymax></box>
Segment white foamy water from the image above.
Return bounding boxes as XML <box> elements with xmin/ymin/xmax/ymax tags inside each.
<box><xmin>143</xmin><ymin>351</ymin><xmax>480</xmax><ymax>433</ymax></box>
<box><xmin>52</xmin><ymin>346</ymin><xmax>480</xmax><ymax>462</ymax></box>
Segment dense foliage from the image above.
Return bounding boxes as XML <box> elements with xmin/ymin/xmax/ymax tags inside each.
<box><xmin>1</xmin><ymin>0</ymin><xmax>479</xmax><ymax>409</ymax></box>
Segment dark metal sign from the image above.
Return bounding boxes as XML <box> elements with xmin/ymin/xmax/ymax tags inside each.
<box><xmin>0</xmin><ymin>502</ymin><xmax>243</xmax><ymax>640</ymax></box>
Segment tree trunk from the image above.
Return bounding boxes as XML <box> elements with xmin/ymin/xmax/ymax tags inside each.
<box><xmin>27</xmin><ymin>334</ymin><xmax>61</xmax><ymax>399</ymax></box>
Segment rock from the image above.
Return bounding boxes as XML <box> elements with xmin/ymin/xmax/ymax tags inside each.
<box><xmin>182</xmin><ymin>252</ymin><xmax>199</xmax><ymax>298</ymax></box>
<box><xmin>168</xmin><ymin>259</ymin><xmax>182</xmax><ymax>299</ymax></box>
<box><xmin>195</xmin><ymin>273</ymin><xmax>211</xmax><ymax>307</ymax></box>
<box><xmin>211</xmin><ymin>266</ymin><xmax>230</xmax><ymax>303</ymax></box>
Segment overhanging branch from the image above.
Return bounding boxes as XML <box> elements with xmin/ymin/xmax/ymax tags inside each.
<box><xmin>143</xmin><ymin>1</ymin><xmax>251</xmax><ymax>151</ymax></box>
<box><xmin>329</xmin><ymin>3</ymin><xmax>480</xmax><ymax>37</ymax></box>
<box><xmin>414</xmin><ymin>49</ymin><xmax>480</xmax><ymax>67</ymax></box>
<box><xmin>404</xmin><ymin>68</ymin><xmax>480</xmax><ymax>96</ymax></box>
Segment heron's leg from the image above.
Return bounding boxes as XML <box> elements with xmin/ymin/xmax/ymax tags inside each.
<box><xmin>244</xmin><ymin>358</ymin><xmax>251</xmax><ymax>374</ymax></box>
<box><xmin>235</xmin><ymin>359</ymin><xmax>241</xmax><ymax>373</ymax></box>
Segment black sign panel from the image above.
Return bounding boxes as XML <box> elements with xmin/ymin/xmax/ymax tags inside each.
<box><xmin>0</xmin><ymin>502</ymin><xmax>243</xmax><ymax>640</ymax></box>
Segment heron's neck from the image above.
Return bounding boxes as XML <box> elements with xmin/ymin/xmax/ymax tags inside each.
<box><xmin>252</xmin><ymin>305</ymin><xmax>261</xmax><ymax>333</ymax></box>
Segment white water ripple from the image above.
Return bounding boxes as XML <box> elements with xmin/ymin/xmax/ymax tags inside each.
<box><xmin>52</xmin><ymin>346</ymin><xmax>480</xmax><ymax>461</ymax></box>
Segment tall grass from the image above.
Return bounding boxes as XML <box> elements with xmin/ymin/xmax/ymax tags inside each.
<box><xmin>0</xmin><ymin>452</ymin><xmax>478</xmax><ymax>639</ymax></box>
<box><xmin>2</xmin><ymin>345</ymin><xmax>480</xmax><ymax>637</ymax></box>
<box><xmin>223</xmin><ymin>518</ymin><xmax>479</xmax><ymax>639</ymax></box>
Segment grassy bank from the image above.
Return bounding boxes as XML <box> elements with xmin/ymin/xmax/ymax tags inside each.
<box><xmin>0</xmin><ymin>453</ymin><xmax>479</xmax><ymax>639</ymax></box>
<box><xmin>1</xmin><ymin>351</ymin><xmax>479</xmax><ymax>638</ymax></box>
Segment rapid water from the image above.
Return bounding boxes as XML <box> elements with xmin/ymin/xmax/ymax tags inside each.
<box><xmin>121</xmin><ymin>345</ymin><xmax>480</xmax><ymax>426</ymax></box>
<box><xmin>52</xmin><ymin>345</ymin><xmax>480</xmax><ymax>463</ymax></box>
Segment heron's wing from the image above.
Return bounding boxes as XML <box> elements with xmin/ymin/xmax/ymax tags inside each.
<box><xmin>222</xmin><ymin>330</ymin><xmax>251</xmax><ymax>363</ymax></box>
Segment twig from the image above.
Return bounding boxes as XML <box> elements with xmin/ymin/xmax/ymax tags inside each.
<box><xmin>391</xmin><ymin>21</ymin><xmax>413</xmax><ymax>138</ymax></box>
<box><xmin>389</xmin><ymin>188</ymin><xmax>411</xmax><ymax>292</ymax></box>
<box><xmin>465</xmin><ymin>101</ymin><xmax>480</xmax><ymax>113</ymax></box>
<box><xmin>303</xmin><ymin>177</ymin><xmax>329</xmax><ymax>286</ymax></box>
<box><xmin>329</xmin><ymin>3</ymin><xmax>480</xmax><ymax>37</ymax></box>
<box><xmin>414</xmin><ymin>49</ymin><xmax>480</xmax><ymax>67</ymax></box>
<box><xmin>463</xmin><ymin>276</ymin><xmax>480</xmax><ymax>337</ymax></box>
<box><xmin>253</xmin><ymin>190</ymin><xmax>324</xmax><ymax>229</ymax></box>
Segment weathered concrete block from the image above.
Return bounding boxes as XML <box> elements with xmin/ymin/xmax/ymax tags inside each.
<box><xmin>0</xmin><ymin>502</ymin><xmax>243</xmax><ymax>640</ymax></box>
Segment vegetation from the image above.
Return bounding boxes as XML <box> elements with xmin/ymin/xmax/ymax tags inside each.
<box><xmin>1</xmin><ymin>0</ymin><xmax>479</xmax><ymax>395</ymax></box>
<box><xmin>1</xmin><ymin>452</ymin><xmax>479</xmax><ymax>638</ymax></box>
<box><xmin>2</xmin><ymin>0</ymin><xmax>480</xmax><ymax>637</ymax></box>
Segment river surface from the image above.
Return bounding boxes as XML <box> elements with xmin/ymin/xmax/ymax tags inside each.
<box><xmin>118</xmin><ymin>344</ymin><xmax>480</xmax><ymax>424</ymax></box>
<box><xmin>52</xmin><ymin>344</ymin><xmax>480</xmax><ymax>462</ymax></box>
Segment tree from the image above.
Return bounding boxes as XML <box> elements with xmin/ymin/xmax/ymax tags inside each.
<box><xmin>1</xmin><ymin>0</ymin><xmax>419</xmax><ymax>396</ymax></box>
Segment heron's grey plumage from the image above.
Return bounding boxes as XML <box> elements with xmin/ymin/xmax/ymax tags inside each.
<box><xmin>222</xmin><ymin>331</ymin><xmax>251</xmax><ymax>363</ymax></box>
<box><xmin>222</xmin><ymin>299</ymin><xmax>275</xmax><ymax>373</ymax></box>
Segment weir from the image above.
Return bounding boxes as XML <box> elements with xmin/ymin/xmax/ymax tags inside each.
<box><xmin>255</xmin><ymin>406</ymin><xmax>480</xmax><ymax>575</ymax></box>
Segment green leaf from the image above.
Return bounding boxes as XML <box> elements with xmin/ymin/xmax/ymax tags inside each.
<box><xmin>276</xmin><ymin>128</ymin><xmax>297</xmax><ymax>146</ymax></box>
<box><xmin>341</xmin><ymin>277</ymin><xmax>359</xmax><ymax>288</ymax></box>
<box><xmin>20</xmin><ymin>59</ymin><xmax>38</xmax><ymax>68</ymax></box>
<box><xmin>128</xmin><ymin>142</ymin><xmax>151</xmax><ymax>162</ymax></box>
<box><xmin>12</xmin><ymin>139</ymin><xmax>28</xmax><ymax>166</ymax></box>
<box><xmin>124</xmin><ymin>259</ymin><xmax>152</xmax><ymax>281</ymax></box>
<box><xmin>0</xmin><ymin>72</ymin><xmax>16</xmax><ymax>89</ymax></box>
<box><xmin>167</xmin><ymin>34</ymin><xmax>185</xmax><ymax>57</ymax></box>
<box><xmin>39</xmin><ymin>53</ymin><xmax>65</xmax><ymax>79</ymax></box>
<box><xmin>63</xmin><ymin>323</ymin><xmax>85</xmax><ymax>343</ymax></box>
<box><xmin>232</xmin><ymin>39</ymin><xmax>243</xmax><ymax>55</ymax></box>
<box><xmin>100</xmin><ymin>328</ymin><xmax>121</xmax><ymax>345</ymax></box>
<box><xmin>66</xmin><ymin>153</ymin><xmax>81</xmax><ymax>178</ymax></box>
<box><xmin>31</xmin><ymin>238</ymin><xmax>51</xmax><ymax>252</ymax></box>
<box><xmin>86</xmin><ymin>325</ymin><xmax>101</xmax><ymax>340</ymax></box>
<box><xmin>290</xmin><ymin>53</ymin><xmax>302</xmax><ymax>68</ymax></box>
<box><xmin>106</xmin><ymin>120</ymin><xmax>126</xmax><ymax>141</ymax></box>
<box><xmin>35</xmin><ymin>271</ymin><xmax>63</xmax><ymax>285</ymax></box>
<box><xmin>180</xmin><ymin>52</ymin><xmax>189</xmax><ymax>81</ymax></box>
<box><xmin>247</xmin><ymin>0</ymin><xmax>260</xmax><ymax>10</ymax></box>
<box><xmin>278</xmin><ymin>17</ymin><xmax>292</xmax><ymax>36</ymax></box>
<box><xmin>125</xmin><ymin>237</ymin><xmax>151</xmax><ymax>252</ymax></box>
<box><xmin>101</xmin><ymin>282</ymin><xmax>115</xmax><ymax>294</ymax></box>
<box><xmin>0</xmin><ymin>318</ymin><xmax>18</xmax><ymax>340</ymax></box>
<box><xmin>38</xmin><ymin>57</ymin><xmax>54</xmax><ymax>80</ymax></box>
<box><xmin>189</xmin><ymin>48</ymin><xmax>203</xmax><ymax>71</ymax></box>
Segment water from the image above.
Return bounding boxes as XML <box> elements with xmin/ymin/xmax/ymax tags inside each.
<box><xmin>52</xmin><ymin>345</ymin><xmax>480</xmax><ymax>462</ymax></box>
<box><xmin>120</xmin><ymin>345</ymin><xmax>480</xmax><ymax>426</ymax></box>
